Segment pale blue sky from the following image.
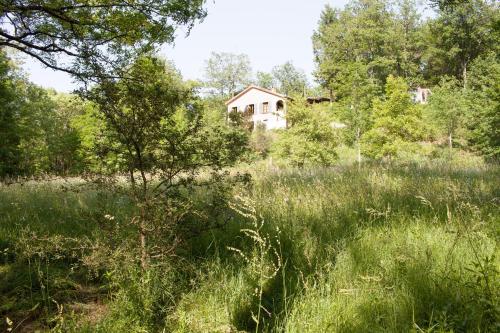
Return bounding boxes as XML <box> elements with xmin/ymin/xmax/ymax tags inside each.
<box><xmin>20</xmin><ymin>0</ymin><xmax>431</xmax><ymax>92</ymax></box>
<box><xmin>20</xmin><ymin>0</ymin><xmax>349</xmax><ymax>92</ymax></box>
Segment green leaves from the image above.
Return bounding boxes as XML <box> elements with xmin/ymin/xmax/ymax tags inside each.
<box><xmin>271</xmin><ymin>62</ymin><xmax>308</xmax><ymax>96</ymax></box>
<box><xmin>0</xmin><ymin>0</ymin><xmax>207</xmax><ymax>80</ymax></box>
<box><xmin>273</xmin><ymin>101</ymin><xmax>339</xmax><ymax>167</ymax></box>
<box><xmin>203</xmin><ymin>52</ymin><xmax>252</xmax><ymax>98</ymax></box>
<box><xmin>362</xmin><ymin>75</ymin><xmax>426</xmax><ymax>160</ymax></box>
<box><xmin>465</xmin><ymin>53</ymin><xmax>500</xmax><ymax>160</ymax></box>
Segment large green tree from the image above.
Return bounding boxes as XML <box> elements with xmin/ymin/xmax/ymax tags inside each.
<box><xmin>0</xmin><ymin>0</ymin><xmax>207</xmax><ymax>80</ymax></box>
<box><xmin>203</xmin><ymin>52</ymin><xmax>252</xmax><ymax>98</ymax></box>
<box><xmin>465</xmin><ymin>53</ymin><xmax>500</xmax><ymax>160</ymax></box>
<box><xmin>255</xmin><ymin>71</ymin><xmax>275</xmax><ymax>90</ymax></box>
<box><xmin>313</xmin><ymin>0</ymin><xmax>416</xmax><ymax>91</ymax></box>
<box><xmin>0</xmin><ymin>50</ymin><xmax>85</xmax><ymax>177</ymax></box>
<box><xmin>87</xmin><ymin>55</ymin><xmax>247</xmax><ymax>268</ymax></box>
<box><xmin>334</xmin><ymin>62</ymin><xmax>379</xmax><ymax>166</ymax></box>
<box><xmin>271</xmin><ymin>61</ymin><xmax>308</xmax><ymax>96</ymax></box>
<box><xmin>423</xmin><ymin>0</ymin><xmax>499</xmax><ymax>87</ymax></box>
<box><xmin>362</xmin><ymin>75</ymin><xmax>426</xmax><ymax>160</ymax></box>
<box><xmin>426</xmin><ymin>77</ymin><xmax>468</xmax><ymax>151</ymax></box>
<box><xmin>0</xmin><ymin>50</ymin><xmax>21</xmax><ymax>177</ymax></box>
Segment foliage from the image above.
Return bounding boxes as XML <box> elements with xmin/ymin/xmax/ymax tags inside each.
<box><xmin>1</xmin><ymin>162</ymin><xmax>498</xmax><ymax>332</ymax></box>
<box><xmin>249</xmin><ymin>123</ymin><xmax>274</xmax><ymax>158</ymax></box>
<box><xmin>273</xmin><ymin>101</ymin><xmax>339</xmax><ymax>166</ymax></box>
<box><xmin>71</xmin><ymin>99</ymin><xmax>122</xmax><ymax>173</ymax></box>
<box><xmin>271</xmin><ymin>62</ymin><xmax>308</xmax><ymax>96</ymax></box>
<box><xmin>0</xmin><ymin>0</ymin><xmax>207</xmax><ymax>80</ymax></box>
<box><xmin>422</xmin><ymin>0</ymin><xmax>499</xmax><ymax>86</ymax></box>
<box><xmin>313</xmin><ymin>0</ymin><xmax>422</xmax><ymax>90</ymax></box>
<box><xmin>255</xmin><ymin>71</ymin><xmax>275</xmax><ymax>90</ymax></box>
<box><xmin>465</xmin><ymin>52</ymin><xmax>500</xmax><ymax>160</ymax></box>
<box><xmin>203</xmin><ymin>52</ymin><xmax>253</xmax><ymax>97</ymax></box>
<box><xmin>425</xmin><ymin>76</ymin><xmax>468</xmax><ymax>150</ymax></box>
<box><xmin>86</xmin><ymin>55</ymin><xmax>248</xmax><ymax>268</ymax></box>
<box><xmin>331</xmin><ymin>62</ymin><xmax>380</xmax><ymax>164</ymax></box>
<box><xmin>0</xmin><ymin>51</ymin><xmax>87</xmax><ymax>178</ymax></box>
<box><xmin>362</xmin><ymin>75</ymin><xmax>426</xmax><ymax>159</ymax></box>
<box><xmin>0</xmin><ymin>50</ymin><xmax>20</xmax><ymax>177</ymax></box>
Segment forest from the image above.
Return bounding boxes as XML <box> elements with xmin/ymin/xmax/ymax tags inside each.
<box><xmin>0</xmin><ymin>0</ymin><xmax>499</xmax><ymax>332</ymax></box>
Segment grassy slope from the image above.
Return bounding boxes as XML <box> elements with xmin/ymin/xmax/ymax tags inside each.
<box><xmin>0</xmin><ymin>164</ymin><xmax>499</xmax><ymax>332</ymax></box>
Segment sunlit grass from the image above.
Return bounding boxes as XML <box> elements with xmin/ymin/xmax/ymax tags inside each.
<box><xmin>0</xmin><ymin>162</ymin><xmax>498</xmax><ymax>332</ymax></box>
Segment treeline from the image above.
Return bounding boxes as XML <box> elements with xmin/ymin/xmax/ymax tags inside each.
<box><xmin>0</xmin><ymin>51</ymin><xmax>248</xmax><ymax>179</ymax></box>
<box><xmin>0</xmin><ymin>52</ymin><xmax>89</xmax><ymax>177</ymax></box>
<box><xmin>310</xmin><ymin>0</ymin><xmax>499</xmax><ymax>161</ymax></box>
<box><xmin>0</xmin><ymin>0</ymin><xmax>498</xmax><ymax>178</ymax></box>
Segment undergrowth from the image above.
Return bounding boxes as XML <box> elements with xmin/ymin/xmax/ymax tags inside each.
<box><xmin>0</xmin><ymin>163</ymin><xmax>498</xmax><ymax>332</ymax></box>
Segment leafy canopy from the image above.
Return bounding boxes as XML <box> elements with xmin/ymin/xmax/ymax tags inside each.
<box><xmin>203</xmin><ymin>52</ymin><xmax>252</xmax><ymax>98</ymax></box>
<box><xmin>273</xmin><ymin>101</ymin><xmax>339</xmax><ymax>167</ymax></box>
<box><xmin>0</xmin><ymin>0</ymin><xmax>207</xmax><ymax>80</ymax></box>
<box><xmin>362</xmin><ymin>75</ymin><xmax>426</xmax><ymax>159</ymax></box>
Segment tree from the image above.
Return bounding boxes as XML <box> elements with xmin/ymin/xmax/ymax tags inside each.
<box><xmin>465</xmin><ymin>53</ymin><xmax>500</xmax><ymax>160</ymax></box>
<box><xmin>271</xmin><ymin>61</ymin><xmax>308</xmax><ymax>96</ymax></box>
<box><xmin>426</xmin><ymin>77</ymin><xmax>467</xmax><ymax>152</ymax></box>
<box><xmin>47</xmin><ymin>92</ymin><xmax>91</xmax><ymax>174</ymax></box>
<box><xmin>273</xmin><ymin>101</ymin><xmax>339</xmax><ymax>167</ymax></box>
<box><xmin>255</xmin><ymin>71</ymin><xmax>274</xmax><ymax>89</ymax></box>
<box><xmin>334</xmin><ymin>62</ymin><xmax>379</xmax><ymax>167</ymax></box>
<box><xmin>362</xmin><ymin>75</ymin><xmax>426</xmax><ymax>160</ymax></box>
<box><xmin>87</xmin><ymin>55</ymin><xmax>247</xmax><ymax>269</ymax></box>
<box><xmin>0</xmin><ymin>50</ymin><xmax>84</xmax><ymax>177</ymax></box>
<box><xmin>389</xmin><ymin>0</ymin><xmax>425</xmax><ymax>85</ymax></box>
<box><xmin>0</xmin><ymin>50</ymin><xmax>21</xmax><ymax>177</ymax></box>
<box><xmin>423</xmin><ymin>0</ymin><xmax>499</xmax><ymax>87</ymax></box>
<box><xmin>0</xmin><ymin>0</ymin><xmax>207</xmax><ymax>80</ymax></box>
<box><xmin>203</xmin><ymin>52</ymin><xmax>252</xmax><ymax>98</ymax></box>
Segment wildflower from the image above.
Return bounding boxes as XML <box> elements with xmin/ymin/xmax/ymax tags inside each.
<box><xmin>104</xmin><ymin>214</ymin><xmax>115</xmax><ymax>221</ymax></box>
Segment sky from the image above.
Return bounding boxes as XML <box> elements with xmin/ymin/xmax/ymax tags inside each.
<box><xmin>20</xmin><ymin>0</ymin><xmax>350</xmax><ymax>92</ymax></box>
<box><xmin>20</xmin><ymin>0</ymin><xmax>434</xmax><ymax>92</ymax></box>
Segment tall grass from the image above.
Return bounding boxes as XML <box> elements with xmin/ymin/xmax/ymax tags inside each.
<box><xmin>1</xmin><ymin>163</ymin><xmax>498</xmax><ymax>332</ymax></box>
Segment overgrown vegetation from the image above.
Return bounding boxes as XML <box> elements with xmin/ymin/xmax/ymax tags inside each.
<box><xmin>1</xmin><ymin>162</ymin><xmax>498</xmax><ymax>331</ymax></box>
<box><xmin>1</xmin><ymin>0</ymin><xmax>499</xmax><ymax>332</ymax></box>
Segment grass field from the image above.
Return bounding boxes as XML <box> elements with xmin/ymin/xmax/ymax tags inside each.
<box><xmin>1</xmin><ymin>162</ymin><xmax>499</xmax><ymax>332</ymax></box>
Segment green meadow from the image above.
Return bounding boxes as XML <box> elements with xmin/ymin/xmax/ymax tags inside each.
<box><xmin>1</xmin><ymin>162</ymin><xmax>498</xmax><ymax>332</ymax></box>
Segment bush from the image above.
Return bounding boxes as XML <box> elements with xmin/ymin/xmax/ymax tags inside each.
<box><xmin>272</xmin><ymin>101</ymin><xmax>340</xmax><ymax>167</ymax></box>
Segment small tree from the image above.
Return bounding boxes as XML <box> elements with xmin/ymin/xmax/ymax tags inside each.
<box><xmin>362</xmin><ymin>75</ymin><xmax>426</xmax><ymax>160</ymax></box>
<box><xmin>87</xmin><ymin>55</ymin><xmax>247</xmax><ymax>269</ymax></box>
<box><xmin>334</xmin><ymin>62</ymin><xmax>379</xmax><ymax>167</ymax></box>
<box><xmin>272</xmin><ymin>62</ymin><xmax>308</xmax><ymax>96</ymax></box>
<box><xmin>273</xmin><ymin>101</ymin><xmax>339</xmax><ymax>167</ymax></box>
<box><xmin>250</xmin><ymin>123</ymin><xmax>274</xmax><ymax>158</ymax></box>
<box><xmin>465</xmin><ymin>53</ymin><xmax>500</xmax><ymax>160</ymax></box>
<box><xmin>203</xmin><ymin>52</ymin><xmax>252</xmax><ymax>98</ymax></box>
<box><xmin>255</xmin><ymin>71</ymin><xmax>275</xmax><ymax>89</ymax></box>
<box><xmin>426</xmin><ymin>77</ymin><xmax>467</xmax><ymax>152</ymax></box>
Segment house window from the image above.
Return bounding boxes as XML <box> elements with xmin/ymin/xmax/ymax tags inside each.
<box><xmin>245</xmin><ymin>104</ymin><xmax>255</xmax><ymax>116</ymax></box>
<box><xmin>231</xmin><ymin>106</ymin><xmax>238</xmax><ymax>113</ymax></box>
<box><xmin>262</xmin><ymin>102</ymin><xmax>269</xmax><ymax>114</ymax></box>
<box><xmin>276</xmin><ymin>100</ymin><xmax>284</xmax><ymax>111</ymax></box>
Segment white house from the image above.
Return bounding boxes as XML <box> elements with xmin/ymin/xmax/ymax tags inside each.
<box><xmin>412</xmin><ymin>87</ymin><xmax>431</xmax><ymax>104</ymax></box>
<box><xmin>225</xmin><ymin>85</ymin><xmax>289</xmax><ymax>130</ymax></box>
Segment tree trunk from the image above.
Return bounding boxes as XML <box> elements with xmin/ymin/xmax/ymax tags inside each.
<box><xmin>356</xmin><ymin>127</ymin><xmax>362</xmax><ymax>170</ymax></box>
<box><xmin>139</xmin><ymin>219</ymin><xmax>148</xmax><ymax>270</ymax></box>
<box><xmin>448</xmin><ymin>132</ymin><xmax>453</xmax><ymax>152</ymax></box>
<box><xmin>462</xmin><ymin>61</ymin><xmax>468</xmax><ymax>90</ymax></box>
